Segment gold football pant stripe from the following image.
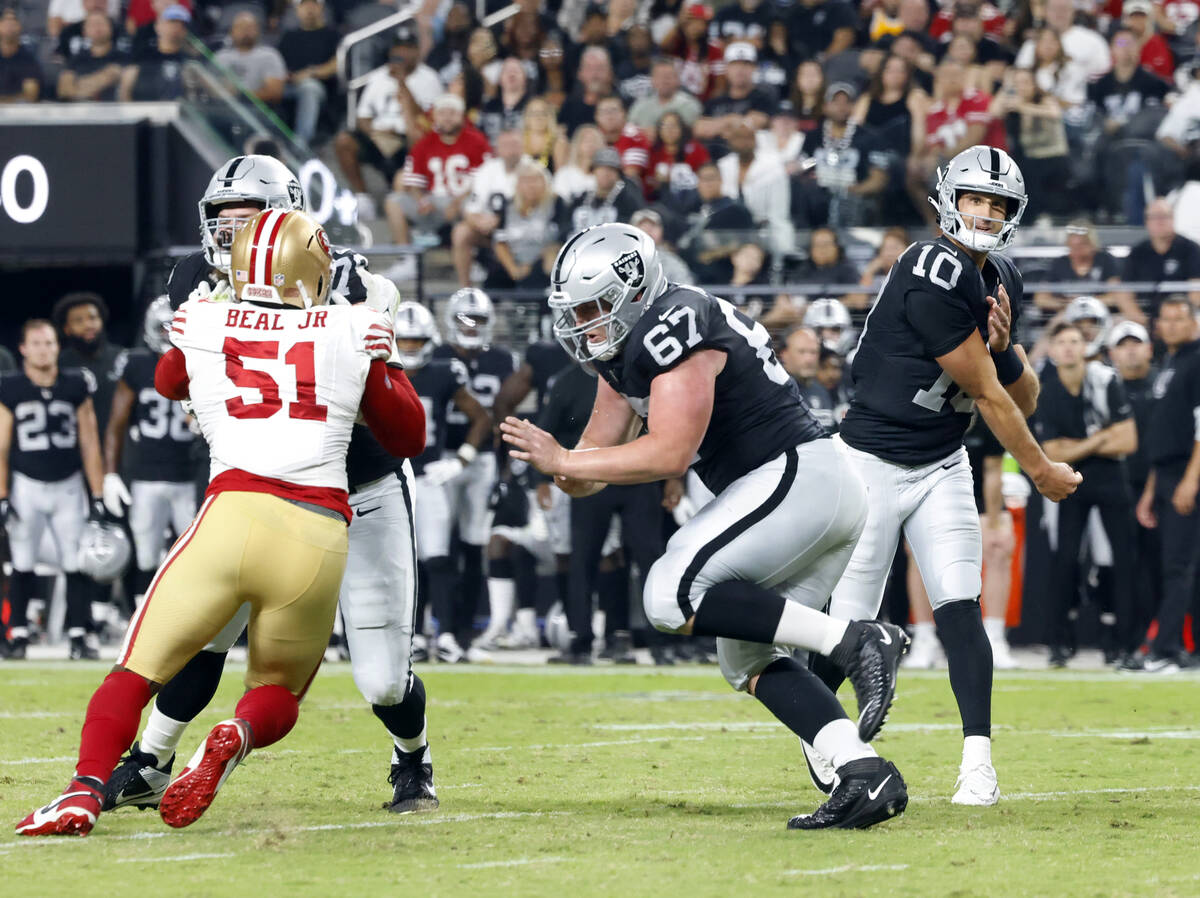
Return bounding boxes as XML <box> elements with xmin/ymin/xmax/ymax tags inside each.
<box><xmin>120</xmin><ymin>490</ymin><xmax>348</xmax><ymax>695</ymax></box>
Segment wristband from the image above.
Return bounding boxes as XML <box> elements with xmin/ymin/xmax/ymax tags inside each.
<box><xmin>457</xmin><ymin>444</ymin><xmax>478</xmax><ymax>466</ymax></box>
<box><xmin>992</xmin><ymin>345</ymin><xmax>1024</xmax><ymax>386</ymax></box>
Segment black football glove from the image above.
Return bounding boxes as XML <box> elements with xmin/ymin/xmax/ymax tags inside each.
<box><xmin>89</xmin><ymin>497</ymin><xmax>108</xmax><ymax>523</ymax></box>
<box><xmin>0</xmin><ymin>498</ymin><xmax>15</xmax><ymax>524</ymax></box>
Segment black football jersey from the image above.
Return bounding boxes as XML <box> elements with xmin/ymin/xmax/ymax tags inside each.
<box><xmin>593</xmin><ymin>285</ymin><xmax>826</xmax><ymax>495</ymax></box>
<box><xmin>1034</xmin><ymin>360</ymin><xmax>1133</xmax><ymax>479</ymax></box>
<box><xmin>839</xmin><ymin>238</ymin><xmax>1025</xmax><ymax>465</ymax></box>
<box><xmin>525</xmin><ymin>340</ymin><xmax>571</xmax><ymax>417</ymax></box>
<box><xmin>433</xmin><ymin>344</ymin><xmax>517</xmax><ymax>451</ymax></box>
<box><xmin>408</xmin><ymin>357</ymin><xmax>469</xmax><ymax>474</ymax></box>
<box><xmin>117</xmin><ymin>348</ymin><xmax>195</xmax><ymax>482</ymax></box>
<box><xmin>0</xmin><ymin>368</ymin><xmax>95</xmax><ymax>482</ymax></box>
<box><xmin>166</xmin><ymin>245</ymin><xmax>369</xmax><ymax>311</ymax></box>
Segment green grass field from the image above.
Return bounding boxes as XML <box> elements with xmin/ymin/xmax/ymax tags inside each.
<box><xmin>1</xmin><ymin>661</ymin><xmax>1197</xmax><ymax>898</ymax></box>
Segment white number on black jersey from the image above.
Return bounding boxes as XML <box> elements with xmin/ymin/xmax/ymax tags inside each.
<box><xmin>15</xmin><ymin>400</ymin><xmax>76</xmax><ymax>452</ymax></box>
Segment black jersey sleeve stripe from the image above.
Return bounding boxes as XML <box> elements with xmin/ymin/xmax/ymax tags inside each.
<box><xmin>673</xmin><ymin>448</ymin><xmax>799</xmax><ymax>621</ymax></box>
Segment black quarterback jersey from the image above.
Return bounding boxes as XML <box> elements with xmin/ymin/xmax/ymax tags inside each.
<box><xmin>167</xmin><ymin>246</ymin><xmax>371</xmax><ymax>311</ymax></box>
<box><xmin>408</xmin><ymin>358</ymin><xmax>469</xmax><ymax>475</ymax></box>
<box><xmin>117</xmin><ymin>348</ymin><xmax>195</xmax><ymax>482</ymax></box>
<box><xmin>0</xmin><ymin>368</ymin><xmax>95</xmax><ymax>482</ymax></box>
<box><xmin>840</xmin><ymin>238</ymin><xmax>1025</xmax><ymax>465</ymax></box>
<box><xmin>593</xmin><ymin>285</ymin><xmax>826</xmax><ymax>495</ymax></box>
<box><xmin>433</xmin><ymin>344</ymin><xmax>517</xmax><ymax>451</ymax></box>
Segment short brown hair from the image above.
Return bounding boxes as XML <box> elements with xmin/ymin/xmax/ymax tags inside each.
<box><xmin>21</xmin><ymin>319</ymin><xmax>55</xmax><ymax>343</ymax></box>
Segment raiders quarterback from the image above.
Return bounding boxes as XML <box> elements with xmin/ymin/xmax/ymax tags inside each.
<box><xmin>102</xmin><ymin>297</ymin><xmax>197</xmax><ymax>600</ymax></box>
<box><xmin>817</xmin><ymin>146</ymin><xmax>1081</xmax><ymax>807</ymax></box>
<box><xmin>392</xmin><ymin>301</ymin><xmax>491</xmax><ymax>663</ymax></box>
<box><xmin>0</xmin><ymin>319</ymin><xmax>108</xmax><ymax>660</ymax></box>
<box><xmin>105</xmin><ymin>155</ymin><xmax>439</xmax><ymax>818</ymax></box>
<box><xmin>430</xmin><ymin>288</ymin><xmax>517</xmax><ymax>657</ymax></box>
<box><xmin>502</xmin><ymin>223</ymin><xmax>910</xmax><ymax>830</ymax></box>
<box><xmin>17</xmin><ymin>209</ymin><xmax>426</xmax><ymax>837</ymax></box>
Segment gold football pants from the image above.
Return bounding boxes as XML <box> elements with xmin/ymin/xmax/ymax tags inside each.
<box><xmin>118</xmin><ymin>491</ymin><xmax>348</xmax><ymax>696</ymax></box>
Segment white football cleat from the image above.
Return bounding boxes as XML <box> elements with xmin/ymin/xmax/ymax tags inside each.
<box><xmin>159</xmin><ymin>718</ymin><xmax>252</xmax><ymax>828</ymax></box>
<box><xmin>16</xmin><ymin>776</ymin><xmax>105</xmax><ymax>837</ymax></box>
<box><xmin>951</xmin><ymin>762</ymin><xmax>1000</xmax><ymax>806</ymax></box>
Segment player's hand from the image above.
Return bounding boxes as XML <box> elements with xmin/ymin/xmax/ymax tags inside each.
<box><xmin>1136</xmin><ymin>489</ymin><xmax>1158</xmax><ymax>529</ymax></box>
<box><xmin>0</xmin><ymin>498</ymin><xmax>17</xmax><ymax>524</ymax></box>
<box><xmin>536</xmin><ymin>481</ymin><xmax>554</xmax><ymax>510</ymax></box>
<box><xmin>423</xmin><ymin>457</ymin><xmax>464</xmax><ymax>487</ymax></box>
<box><xmin>187</xmin><ymin>281</ymin><xmax>212</xmax><ymax>304</ymax></box>
<box><xmin>662</xmin><ymin>476</ymin><xmax>685</xmax><ymax>512</ymax></box>
<box><xmin>1172</xmin><ymin>474</ymin><xmax>1199</xmax><ymax>516</ymax></box>
<box><xmin>987</xmin><ymin>285</ymin><xmax>1012</xmax><ymax>353</ymax></box>
<box><xmin>210</xmin><ymin>279</ymin><xmax>235</xmax><ymax>303</ymax></box>
<box><xmin>670</xmin><ymin>494</ymin><xmax>699</xmax><ymax>526</ymax></box>
<box><xmin>500</xmin><ymin>416</ymin><xmax>569</xmax><ymax>476</ymax></box>
<box><xmin>363</xmin><ymin>310</ymin><xmax>394</xmax><ymax>360</ymax></box>
<box><xmin>102</xmin><ymin>473</ymin><xmax>131</xmax><ymax>519</ymax></box>
<box><xmin>88</xmin><ymin>497</ymin><xmax>109</xmax><ymax>523</ymax></box>
<box><xmin>1031</xmin><ymin>461</ymin><xmax>1082</xmax><ymax>502</ymax></box>
<box><xmin>363</xmin><ymin>271</ymin><xmax>401</xmax><ymax>318</ymax></box>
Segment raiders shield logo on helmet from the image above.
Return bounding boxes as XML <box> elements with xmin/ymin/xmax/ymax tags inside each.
<box><xmin>612</xmin><ymin>250</ymin><xmax>645</xmax><ymax>286</ymax></box>
<box><xmin>287</xmin><ymin>181</ymin><xmax>304</xmax><ymax>209</ymax></box>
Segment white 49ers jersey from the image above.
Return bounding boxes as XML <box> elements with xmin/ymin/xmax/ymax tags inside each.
<box><xmin>170</xmin><ymin>299</ymin><xmax>379</xmax><ymax>492</ymax></box>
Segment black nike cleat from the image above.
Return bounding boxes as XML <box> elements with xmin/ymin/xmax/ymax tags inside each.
<box><xmin>787</xmin><ymin>757</ymin><xmax>908</xmax><ymax>830</ymax></box>
<box><xmin>102</xmin><ymin>742</ymin><xmax>173</xmax><ymax>811</ymax></box>
<box><xmin>831</xmin><ymin>621</ymin><xmax>909</xmax><ymax>741</ymax></box>
<box><xmin>383</xmin><ymin>746</ymin><xmax>439</xmax><ymax>814</ymax></box>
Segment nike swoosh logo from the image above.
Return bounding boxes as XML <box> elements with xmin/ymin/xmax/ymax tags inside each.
<box><xmin>356</xmin><ymin>506</ymin><xmax>382</xmax><ymax>517</ymax></box>
<box><xmin>875</xmin><ymin>624</ymin><xmax>892</xmax><ymax>646</ymax></box>
<box><xmin>867</xmin><ymin>775</ymin><xmax>893</xmax><ymax>801</ymax></box>
<box><xmin>941</xmin><ymin>460</ymin><xmax>961</xmax><ymax>470</ymax></box>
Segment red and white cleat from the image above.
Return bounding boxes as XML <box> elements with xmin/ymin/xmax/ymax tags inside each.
<box><xmin>159</xmin><ymin>719</ymin><xmax>252</xmax><ymax>829</ymax></box>
<box><xmin>16</xmin><ymin>776</ymin><xmax>105</xmax><ymax>837</ymax></box>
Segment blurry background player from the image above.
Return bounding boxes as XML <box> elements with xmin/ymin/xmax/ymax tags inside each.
<box><xmin>1035</xmin><ymin>321</ymin><xmax>1137</xmax><ymax>670</ymax></box>
<box><xmin>104</xmin><ymin>156</ymin><xmax>438</xmax><ymax>817</ymax></box>
<box><xmin>101</xmin><ymin>297</ymin><xmax>196</xmax><ymax>604</ymax></box>
<box><xmin>778</xmin><ymin>324</ymin><xmax>836</xmax><ymax>432</ymax></box>
<box><xmin>391</xmin><ymin>301</ymin><xmax>490</xmax><ymax>664</ymax></box>
<box><xmin>52</xmin><ymin>292</ymin><xmax>128</xmax><ymax>441</ymax></box>
<box><xmin>0</xmin><ymin>320</ymin><xmax>107</xmax><ymax>660</ymax></box>
<box><xmin>431</xmin><ymin>288</ymin><xmax>516</xmax><ymax>656</ymax></box>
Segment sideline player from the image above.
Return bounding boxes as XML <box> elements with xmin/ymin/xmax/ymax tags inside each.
<box><xmin>0</xmin><ymin>320</ymin><xmax>107</xmax><ymax>660</ymax></box>
<box><xmin>102</xmin><ymin>297</ymin><xmax>197</xmax><ymax>601</ymax></box>
<box><xmin>104</xmin><ymin>155</ymin><xmax>438</xmax><ymax>816</ymax></box>
<box><xmin>391</xmin><ymin>301</ymin><xmax>490</xmax><ymax>661</ymax></box>
<box><xmin>430</xmin><ymin>288</ymin><xmax>516</xmax><ymax>656</ymax></box>
<box><xmin>502</xmin><ymin>223</ymin><xmax>910</xmax><ymax>830</ymax></box>
<box><xmin>815</xmin><ymin>146</ymin><xmax>1080</xmax><ymax>807</ymax></box>
<box><xmin>16</xmin><ymin>209</ymin><xmax>425</xmax><ymax>837</ymax></box>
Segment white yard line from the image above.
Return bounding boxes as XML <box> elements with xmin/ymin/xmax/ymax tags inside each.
<box><xmin>457</xmin><ymin>856</ymin><xmax>569</xmax><ymax>870</ymax></box>
<box><xmin>117</xmin><ymin>852</ymin><xmax>235</xmax><ymax>863</ymax></box>
<box><xmin>783</xmin><ymin>864</ymin><xmax>909</xmax><ymax>876</ymax></box>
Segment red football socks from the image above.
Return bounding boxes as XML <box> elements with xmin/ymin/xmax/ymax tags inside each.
<box><xmin>77</xmin><ymin>670</ymin><xmax>153</xmax><ymax>783</ymax></box>
<box><xmin>234</xmin><ymin>685</ymin><xmax>299</xmax><ymax>750</ymax></box>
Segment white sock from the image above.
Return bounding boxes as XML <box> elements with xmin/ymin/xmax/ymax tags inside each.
<box><xmin>140</xmin><ymin>704</ymin><xmax>189</xmax><ymax>765</ymax></box>
<box><xmin>813</xmin><ymin>718</ymin><xmax>876</xmax><ymax>770</ymax></box>
<box><xmin>982</xmin><ymin>618</ymin><xmax>1006</xmax><ymax>642</ymax></box>
<box><xmin>10</xmin><ymin>625</ymin><xmax>28</xmax><ymax>639</ymax></box>
<box><xmin>962</xmin><ymin>734</ymin><xmax>992</xmax><ymax>769</ymax></box>
<box><xmin>514</xmin><ymin>607</ymin><xmax>536</xmax><ymax>633</ymax></box>
<box><xmin>485</xmin><ymin>578</ymin><xmax>515</xmax><ymax>632</ymax></box>
<box><xmin>394</xmin><ymin>721</ymin><xmax>428</xmax><ymax>758</ymax></box>
<box><xmin>772</xmin><ymin>602</ymin><xmax>849</xmax><ymax>656</ymax></box>
<box><xmin>912</xmin><ymin>620</ymin><xmax>936</xmax><ymax>642</ymax></box>
<box><xmin>68</xmin><ymin>626</ymin><xmax>86</xmax><ymax>639</ymax></box>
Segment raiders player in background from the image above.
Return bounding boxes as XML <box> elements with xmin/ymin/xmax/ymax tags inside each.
<box><xmin>52</xmin><ymin>292</ymin><xmax>128</xmax><ymax>439</ymax></box>
<box><xmin>817</xmin><ymin>146</ymin><xmax>1081</xmax><ymax>808</ymax></box>
<box><xmin>392</xmin><ymin>302</ymin><xmax>491</xmax><ymax>663</ymax></box>
<box><xmin>430</xmin><ymin>288</ymin><xmax>517</xmax><ymax>655</ymax></box>
<box><xmin>503</xmin><ymin>223</ymin><xmax>911</xmax><ymax>830</ymax></box>
<box><xmin>102</xmin><ymin>298</ymin><xmax>197</xmax><ymax>601</ymax></box>
<box><xmin>106</xmin><ymin>156</ymin><xmax>440</xmax><ymax>816</ymax></box>
<box><xmin>0</xmin><ymin>320</ymin><xmax>107</xmax><ymax>660</ymax></box>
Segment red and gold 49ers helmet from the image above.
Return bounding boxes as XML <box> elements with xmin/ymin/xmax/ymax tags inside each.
<box><xmin>229</xmin><ymin>209</ymin><xmax>333</xmax><ymax>308</ymax></box>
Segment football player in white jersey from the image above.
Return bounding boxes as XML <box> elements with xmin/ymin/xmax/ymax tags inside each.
<box><xmin>17</xmin><ymin>210</ymin><xmax>426</xmax><ymax>837</ymax></box>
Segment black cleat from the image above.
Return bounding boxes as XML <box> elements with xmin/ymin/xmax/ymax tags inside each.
<box><xmin>383</xmin><ymin>747</ymin><xmax>439</xmax><ymax>814</ymax></box>
<box><xmin>547</xmin><ymin>650</ymin><xmax>593</xmax><ymax>665</ymax></box>
<box><xmin>831</xmin><ymin>621</ymin><xmax>909</xmax><ymax>741</ymax></box>
<box><xmin>787</xmin><ymin>757</ymin><xmax>908</xmax><ymax>830</ymax></box>
<box><xmin>2</xmin><ymin>635</ymin><xmax>28</xmax><ymax>660</ymax></box>
<box><xmin>69</xmin><ymin>635</ymin><xmax>99</xmax><ymax>661</ymax></box>
<box><xmin>103</xmin><ymin>742</ymin><xmax>173</xmax><ymax>811</ymax></box>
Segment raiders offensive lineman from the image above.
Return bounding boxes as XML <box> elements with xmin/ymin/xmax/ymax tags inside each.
<box><xmin>105</xmin><ymin>156</ymin><xmax>439</xmax><ymax>816</ymax></box>
<box><xmin>429</xmin><ymin>288</ymin><xmax>517</xmax><ymax>656</ymax></box>
<box><xmin>0</xmin><ymin>320</ymin><xmax>107</xmax><ymax>660</ymax></box>
<box><xmin>816</xmin><ymin>146</ymin><xmax>1081</xmax><ymax>807</ymax></box>
<box><xmin>502</xmin><ymin>223</ymin><xmax>910</xmax><ymax>830</ymax></box>
<box><xmin>102</xmin><ymin>298</ymin><xmax>197</xmax><ymax>600</ymax></box>
<box><xmin>392</xmin><ymin>302</ymin><xmax>491</xmax><ymax>663</ymax></box>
